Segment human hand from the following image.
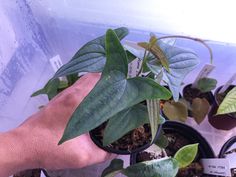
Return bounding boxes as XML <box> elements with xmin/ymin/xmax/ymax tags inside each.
<box><xmin>0</xmin><ymin>73</ymin><xmax>115</xmax><ymax>176</ymax></box>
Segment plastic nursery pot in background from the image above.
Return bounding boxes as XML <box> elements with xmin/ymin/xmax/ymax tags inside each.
<box><xmin>89</xmin><ymin>123</ymin><xmax>162</xmax><ymax>155</ymax></box>
<box><xmin>130</xmin><ymin>121</ymin><xmax>215</xmax><ymax>177</ymax></box>
<box><xmin>208</xmin><ymin>85</ymin><xmax>236</xmax><ymax>130</ymax></box>
<box><xmin>218</xmin><ymin>136</ymin><xmax>236</xmax><ymax>177</ymax></box>
<box><xmin>183</xmin><ymin>84</ymin><xmax>214</xmax><ymax>106</ymax></box>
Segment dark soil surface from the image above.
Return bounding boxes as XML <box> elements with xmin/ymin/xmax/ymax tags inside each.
<box><xmin>13</xmin><ymin>170</ymin><xmax>41</xmax><ymax>177</ymax></box>
<box><xmin>137</xmin><ymin>132</ymin><xmax>205</xmax><ymax>177</ymax></box>
<box><xmin>178</xmin><ymin>162</ymin><xmax>204</xmax><ymax>177</ymax></box>
<box><xmin>183</xmin><ymin>85</ymin><xmax>213</xmax><ymax>105</ymax></box>
<box><xmin>136</xmin><ymin>151</ymin><xmax>166</xmax><ymax>162</ymax></box>
<box><xmin>91</xmin><ymin>122</ymin><xmax>152</xmax><ymax>152</ymax></box>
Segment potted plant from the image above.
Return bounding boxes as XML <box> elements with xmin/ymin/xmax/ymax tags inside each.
<box><xmin>161</xmin><ymin>76</ymin><xmax>217</xmax><ymax>124</ymax></box>
<box><xmin>32</xmin><ymin>27</ymin><xmax>200</xmax><ymax>155</ymax></box>
<box><xmin>102</xmin><ymin>142</ymin><xmax>199</xmax><ymax>177</ymax></box>
<box><xmin>148</xmin><ymin>38</ymin><xmax>217</xmax><ymax>125</ymax></box>
<box><xmin>128</xmin><ymin>121</ymin><xmax>215</xmax><ymax>177</ymax></box>
<box><xmin>102</xmin><ymin>121</ymin><xmax>217</xmax><ymax>177</ymax></box>
<box><xmin>208</xmin><ymin>85</ymin><xmax>236</xmax><ymax>130</ymax></box>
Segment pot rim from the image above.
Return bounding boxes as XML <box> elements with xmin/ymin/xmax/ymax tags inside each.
<box><xmin>219</xmin><ymin>136</ymin><xmax>236</xmax><ymax>158</ymax></box>
<box><xmin>214</xmin><ymin>85</ymin><xmax>236</xmax><ymax>118</ymax></box>
<box><xmin>183</xmin><ymin>84</ymin><xmax>214</xmax><ymax>103</ymax></box>
<box><xmin>89</xmin><ymin>124</ymin><xmax>162</xmax><ymax>155</ymax></box>
<box><xmin>130</xmin><ymin>121</ymin><xmax>215</xmax><ymax>165</ymax></box>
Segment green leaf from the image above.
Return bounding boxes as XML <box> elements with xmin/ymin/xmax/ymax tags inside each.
<box><xmin>103</xmin><ymin>104</ymin><xmax>149</xmax><ymax>146</ymax></box>
<box><xmin>31</xmin><ymin>78</ymin><xmax>60</xmax><ymax>100</ymax></box>
<box><xmin>138</xmin><ymin>42</ymin><xmax>170</xmax><ymax>72</ymax></box>
<box><xmin>122</xmin><ymin>158</ymin><xmax>179</xmax><ymax>177</ymax></box>
<box><xmin>125</xmin><ymin>40</ymin><xmax>199</xmax><ymax>100</ymax></box>
<box><xmin>58</xmin><ymin>80</ymin><xmax>68</xmax><ymax>89</ymax></box>
<box><xmin>162</xmin><ymin>101</ymin><xmax>188</xmax><ymax>122</ymax></box>
<box><xmin>59</xmin><ymin>29</ymin><xmax>172</xmax><ymax>144</ymax></box>
<box><xmin>155</xmin><ymin>130</ymin><xmax>169</xmax><ymax>148</ymax></box>
<box><xmin>101</xmin><ymin>159</ymin><xmax>124</xmax><ymax>177</ymax></box>
<box><xmin>126</xmin><ymin>50</ymin><xmax>137</xmax><ymax>63</ymax></box>
<box><xmin>174</xmin><ymin>143</ymin><xmax>198</xmax><ymax>168</ymax></box>
<box><xmin>150</xmin><ymin>45</ymin><xmax>170</xmax><ymax>72</ymax></box>
<box><xmin>191</xmin><ymin>98</ymin><xmax>210</xmax><ymax>124</ymax></box>
<box><xmin>66</xmin><ymin>73</ymin><xmax>79</xmax><ymax>86</ymax></box>
<box><xmin>196</xmin><ymin>77</ymin><xmax>217</xmax><ymax>93</ymax></box>
<box><xmin>217</xmin><ymin>86</ymin><xmax>236</xmax><ymax>115</ymax></box>
<box><xmin>147</xmin><ymin>99</ymin><xmax>160</xmax><ymax>142</ymax></box>
<box><xmin>146</xmin><ymin>59</ymin><xmax>162</xmax><ymax>76</ymax></box>
<box><xmin>102</xmin><ymin>29</ymin><xmax>128</xmax><ymax>76</ymax></box>
<box><xmin>157</xmin><ymin>41</ymin><xmax>199</xmax><ymax>101</ymax></box>
<box><xmin>53</xmin><ymin>27</ymin><xmax>129</xmax><ymax>78</ymax></box>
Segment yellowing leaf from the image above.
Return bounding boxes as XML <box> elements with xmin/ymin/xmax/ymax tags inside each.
<box><xmin>138</xmin><ymin>42</ymin><xmax>170</xmax><ymax>72</ymax></box>
<box><xmin>174</xmin><ymin>143</ymin><xmax>198</xmax><ymax>168</ymax></box>
<box><xmin>162</xmin><ymin>101</ymin><xmax>188</xmax><ymax>122</ymax></box>
<box><xmin>150</xmin><ymin>45</ymin><xmax>170</xmax><ymax>72</ymax></box>
<box><xmin>192</xmin><ymin>98</ymin><xmax>210</xmax><ymax>124</ymax></box>
<box><xmin>149</xmin><ymin>35</ymin><xmax>158</xmax><ymax>47</ymax></box>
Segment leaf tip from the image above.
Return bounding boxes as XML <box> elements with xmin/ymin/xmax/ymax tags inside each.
<box><xmin>58</xmin><ymin>137</ymin><xmax>66</xmax><ymax>145</ymax></box>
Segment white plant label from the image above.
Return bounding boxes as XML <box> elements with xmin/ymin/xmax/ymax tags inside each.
<box><xmin>201</xmin><ymin>158</ymin><xmax>231</xmax><ymax>176</ymax></box>
<box><xmin>49</xmin><ymin>55</ymin><xmax>66</xmax><ymax>81</ymax></box>
<box><xmin>124</xmin><ymin>40</ymin><xmax>144</xmax><ymax>78</ymax></box>
<box><xmin>192</xmin><ymin>64</ymin><xmax>215</xmax><ymax>87</ymax></box>
<box><xmin>128</xmin><ymin>58</ymin><xmax>142</xmax><ymax>78</ymax></box>
<box><xmin>49</xmin><ymin>55</ymin><xmax>63</xmax><ymax>72</ymax></box>
<box><xmin>224</xmin><ymin>142</ymin><xmax>236</xmax><ymax>175</ymax></box>
<box><xmin>219</xmin><ymin>73</ymin><xmax>236</xmax><ymax>93</ymax></box>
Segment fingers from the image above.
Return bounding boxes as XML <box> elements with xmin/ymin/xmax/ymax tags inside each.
<box><xmin>72</xmin><ymin>73</ymin><xmax>101</xmax><ymax>89</ymax></box>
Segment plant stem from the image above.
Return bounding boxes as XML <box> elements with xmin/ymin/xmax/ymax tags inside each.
<box><xmin>157</xmin><ymin>35</ymin><xmax>213</xmax><ymax>64</ymax></box>
<box><xmin>137</xmin><ymin>49</ymin><xmax>150</xmax><ymax>76</ymax></box>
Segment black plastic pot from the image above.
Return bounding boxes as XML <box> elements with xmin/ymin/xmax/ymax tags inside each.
<box><xmin>218</xmin><ymin>136</ymin><xmax>236</xmax><ymax>177</ymax></box>
<box><xmin>89</xmin><ymin>124</ymin><xmax>162</xmax><ymax>155</ymax></box>
<box><xmin>219</xmin><ymin>136</ymin><xmax>236</xmax><ymax>158</ymax></box>
<box><xmin>208</xmin><ymin>85</ymin><xmax>236</xmax><ymax>130</ymax></box>
<box><xmin>130</xmin><ymin>121</ymin><xmax>215</xmax><ymax>176</ymax></box>
<box><xmin>183</xmin><ymin>84</ymin><xmax>214</xmax><ymax>105</ymax></box>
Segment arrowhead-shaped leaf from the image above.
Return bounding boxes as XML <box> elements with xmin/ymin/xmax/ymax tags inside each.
<box><xmin>103</xmin><ymin>104</ymin><xmax>149</xmax><ymax>146</ymax></box>
<box><xmin>191</xmin><ymin>98</ymin><xmax>210</xmax><ymax>124</ymax></box>
<box><xmin>122</xmin><ymin>158</ymin><xmax>179</xmax><ymax>177</ymax></box>
<box><xmin>217</xmin><ymin>86</ymin><xmax>236</xmax><ymax>115</ymax></box>
<box><xmin>158</xmin><ymin>41</ymin><xmax>199</xmax><ymax>101</ymax></box>
<box><xmin>174</xmin><ymin>143</ymin><xmax>198</xmax><ymax>168</ymax></box>
<box><xmin>59</xmin><ymin>29</ymin><xmax>171</xmax><ymax>144</ymax></box>
<box><xmin>196</xmin><ymin>77</ymin><xmax>217</xmax><ymax>93</ymax></box>
<box><xmin>102</xmin><ymin>159</ymin><xmax>124</xmax><ymax>177</ymax></box>
<box><xmin>53</xmin><ymin>27</ymin><xmax>129</xmax><ymax>78</ymax></box>
<box><xmin>163</xmin><ymin>101</ymin><xmax>188</xmax><ymax>122</ymax></box>
<box><xmin>126</xmin><ymin>40</ymin><xmax>199</xmax><ymax>102</ymax></box>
